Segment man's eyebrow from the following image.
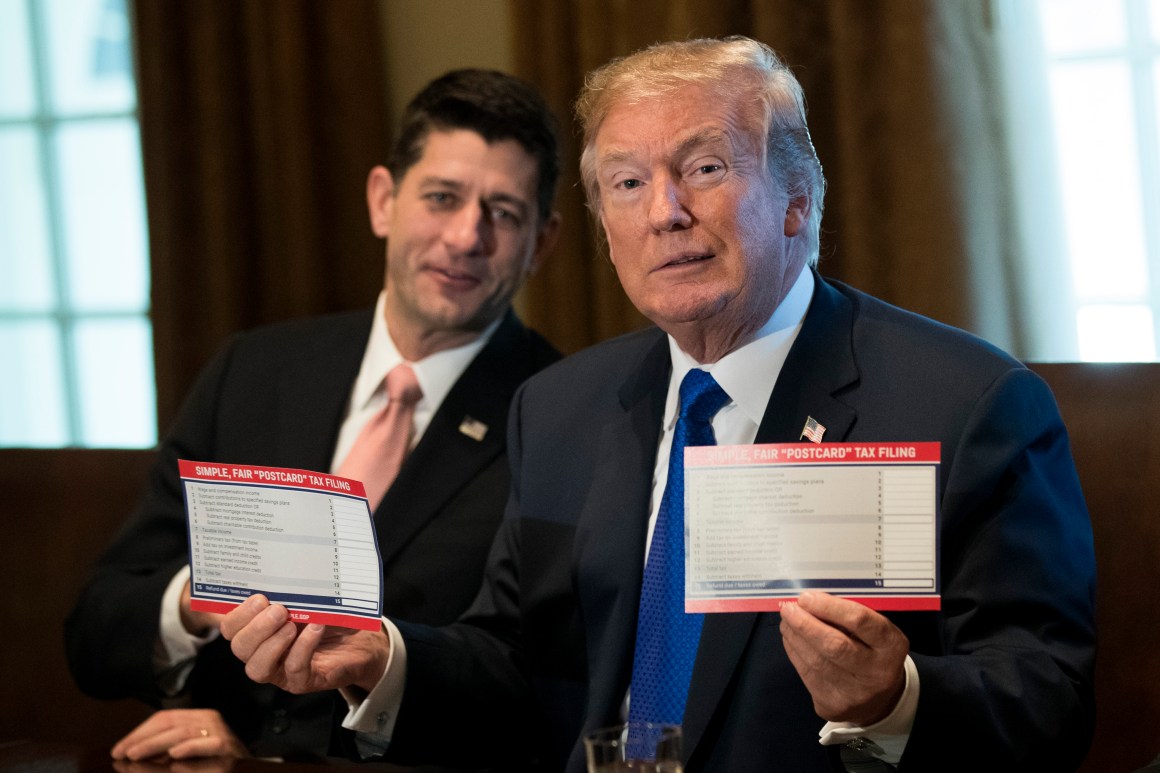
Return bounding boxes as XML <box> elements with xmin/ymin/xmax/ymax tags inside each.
<box><xmin>672</xmin><ymin>128</ymin><xmax>730</xmax><ymax>158</ymax></box>
<box><xmin>596</xmin><ymin>148</ymin><xmax>636</xmax><ymax>169</ymax></box>
<box><xmin>597</xmin><ymin>128</ymin><xmax>731</xmax><ymax>171</ymax></box>
<box><xmin>416</xmin><ymin>176</ymin><xmax>466</xmax><ymax>191</ymax></box>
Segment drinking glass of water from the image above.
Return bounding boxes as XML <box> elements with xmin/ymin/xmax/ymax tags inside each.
<box><xmin>584</xmin><ymin>722</ymin><xmax>683</xmax><ymax>772</ymax></box>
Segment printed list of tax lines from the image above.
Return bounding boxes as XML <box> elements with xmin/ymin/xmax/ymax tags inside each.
<box><xmin>187</xmin><ymin>483</ymin><xmax>378</xmax><ymax>608</ymax></box>
<box><xmin>686</xmin><ymin>465</ymin><xmax>935</xmax><ymax>590</ymax></box>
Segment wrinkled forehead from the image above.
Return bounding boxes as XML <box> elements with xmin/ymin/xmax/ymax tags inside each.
<box><xmin>593</xmin><ymin>85</ymin><xmax>765</xmax><ymax>166</ymax></box>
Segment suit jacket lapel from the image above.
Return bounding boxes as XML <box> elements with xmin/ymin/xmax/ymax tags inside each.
<box><xmin>684</xmin><ymin>273</ymin><xmax>860</xmax><ymax>760</ymax></box>
<box><xmin>274</xmin><ymin>311</ymin><xmax>372</xmax><ymax>472</ymax></box>
<box><xmin>375</xmin><ymin>312</ymin><xmax>543</xmax><ymax>567</ymax></box>
<box><xmin>754</xmin><ymin>272</ymin><xmax>858</xmax><ymax>445</ymax></box>
<box><xmin>575</xmin><ymin>330</ymin><xmax>672</xmax><ymax>730</ymax></box>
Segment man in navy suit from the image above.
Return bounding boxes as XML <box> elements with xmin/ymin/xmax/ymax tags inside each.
<box><xmin>219</xmin><ymin>37</ymin><xmax>1096</xmax><ymax>772</ymax></box>
<box><xmin>64</xmin><ymin>68</ymin><xmax>561</xmax><ymax>763</ymax></box>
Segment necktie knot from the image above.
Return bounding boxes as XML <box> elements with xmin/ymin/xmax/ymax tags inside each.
<box><xmin>385</xmin><ymin>363</ymin><xmax>422</xmax><ymax>407</ymax></box>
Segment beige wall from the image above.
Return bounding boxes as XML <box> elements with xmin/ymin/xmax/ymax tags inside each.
<box><xmin>379</xmin><ymin>0</ymin><xmax>514</xmax><ymax>129</ymax></box>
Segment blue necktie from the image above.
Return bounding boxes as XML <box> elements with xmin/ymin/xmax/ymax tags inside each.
<box><xmin>629</xmin><ymin>368</ymin><xmax>731</xmax><ymax>731</ymax></box>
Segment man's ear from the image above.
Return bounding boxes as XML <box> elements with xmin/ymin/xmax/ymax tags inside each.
<box><xmin>526</xmin><ymin>211</ymin><xmax>562</xmax><ymax>276</ymax></box>
<box><xmin>784</xmin><ymin>194</ymin><xmax>810</xmax><ymax>238</ymax></box>
<box><xmin>366</xmin><ymin>166</ymin><xmax>396</xmax><ymax>238</ymax></box>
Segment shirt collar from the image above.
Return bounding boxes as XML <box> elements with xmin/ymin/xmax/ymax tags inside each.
<box><xmin>349</xmin><ymin>291</ymin><xmax>501</xmax><ymax>412</ymax></box>
<box><xmin>664</xmin><ymin>266</ymin><xmax>814</xmax><ymax>428</ymax></box>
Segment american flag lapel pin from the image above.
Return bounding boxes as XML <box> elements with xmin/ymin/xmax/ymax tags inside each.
<box><xmin>800</xmin><ymin>416</ymin><xmax>826</xmax><ymax>443</ymax></box>
<box><xmin>458</xmin><ymin>416</ymin><xmax>489</xmax><ymax>442</ymax></box>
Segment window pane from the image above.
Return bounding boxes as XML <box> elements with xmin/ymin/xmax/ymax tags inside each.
<box><xmin>42</xmin><ymin>0</ymin><xmax>134</xmax><ymax>115</ymax></box>
<box><xmin>0</xmin><ymin>321</ymin><xmax>69</xmax><ymax>446</ymax></box>
<box><xmin>0</xmin><ymin>0</ymin><xmax>37</xmax><ymax>118</ymax></box>
<box><xmin>1077</xmin><ymin>304</ymin><xmax>1157</xmax><ymax>361</ymax></box>
<box><xmin>1038</xmin><ymin>0</ymin><xmax>1127</xmax><ymax>55</ymax></box>
<box><xmin>1049</xmin><ymin>61</ymin><xmax>1148</xmax><ymax>301</ymax></box>
<box><xmin>55</xmin><ymin>119</ymin><xmax>149</xmax><ymax>312</ymax></box>
<box><xmin>0</xmin><ymin>127</ymin><xmax>55</xmax><ymax>311</ymax></box>
<box><xmin>73</xmin><ymin>317</ymin><xmax>156</xmax><ymax>447</ymax></box>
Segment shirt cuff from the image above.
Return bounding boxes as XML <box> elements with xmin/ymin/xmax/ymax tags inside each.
<box><xmin>340</xmin><ymin>617</ymin><xmax>407</xmax><ymax>757</ymax></box>
<box><xmin>817</xmin><ymin>654</ymin><xmax>919</xmax><ymax>764</ymax></box>
<box><xmin>155</xmin><ymin>565</ymin><xmax>219</xmax><ymax>695</ymax></box>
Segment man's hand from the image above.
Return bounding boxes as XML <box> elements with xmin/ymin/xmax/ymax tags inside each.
<box><xmin>780</xmin><ymin>590</ymin><xmax>909</xmax><ymax>727</ymax></box>
<box><xmin>220</xmin><ymin>594</ymin><xmax>391</xmax><ymax>695</ymax></box>
<box><xmin>179</xmin><ymin>579</ymin><xmax>224</xmax><ymax>637</ymax></box>
<box><xmin>111</xmin><ymin>708</ymin><xmax>247</xmax><ymax>761</ymax></box>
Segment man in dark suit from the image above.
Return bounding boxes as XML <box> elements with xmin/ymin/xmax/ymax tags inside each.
<box><xmin>218</xmin><ymin>38</ymin><xmax>1096</xmax><ymax>772</ymax></box>
<box><xmin>63</xmin><ymin>68</ymin><xmax>561</xmax><ymax>763</ymax></box>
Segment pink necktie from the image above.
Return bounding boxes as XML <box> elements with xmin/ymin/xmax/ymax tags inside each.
<box><xmin>337</xmin><ymin>363</ymin><xmax>423</xmax><ymax>511</ymax></box>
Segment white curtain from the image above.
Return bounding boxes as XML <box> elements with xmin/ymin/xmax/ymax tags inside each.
<box><xmin>993</xmin><ymin>0</ymin><xmax>1080</xmax><ymax>361</ymax></box>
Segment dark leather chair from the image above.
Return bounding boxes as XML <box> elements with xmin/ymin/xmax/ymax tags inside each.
<box><xmin>1030</xmin><ymin>364</ymin><xmax>1160</xmax><ymax>773</ymax></box>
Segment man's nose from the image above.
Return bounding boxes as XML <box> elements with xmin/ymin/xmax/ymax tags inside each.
<box><xmin>443</xmin><ymin>201</ymin><xmax>492</xmax><ymax>255</ymax></box>
<box><xmin>647</xmin><ymin>176</ymin><xmax>692</xmax><ymax>232</ymax></box>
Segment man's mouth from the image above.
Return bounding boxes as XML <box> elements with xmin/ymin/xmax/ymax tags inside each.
<box><xmin>662</xmin><ymin>253</ymin><xmax>713</xmax><ymax>268</ymax></box>
<box><xmin>429</xmin><ymin>266</ymin><xmax>481</xmax><ymax>285</ymax></box>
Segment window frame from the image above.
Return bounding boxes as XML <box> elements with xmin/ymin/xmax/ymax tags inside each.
<box><xmin>0</xmin><ymin>0</ymin><xmax>155</xmax><ymax>447</ymax></box>
<box><xmin>998</xmin><ymin>0</ymin><xmax>1160</xmax><ymax>362</ymax></box>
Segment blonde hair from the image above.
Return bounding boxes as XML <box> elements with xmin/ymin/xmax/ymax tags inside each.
<box><xmin>575</xmin><ymin>36</ymin><xmax>825</xmax><ymax>265</ymax></box>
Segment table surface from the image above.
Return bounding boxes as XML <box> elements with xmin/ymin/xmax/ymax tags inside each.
<box><xmin>0</xmin><ymin>739</ymin><xmax>347</xmax><ymax>772</ymax></box>
<box><xmin>0</xmin><ymin>738</ymin><xmax>473</xmax><ymax>772</ymax></box>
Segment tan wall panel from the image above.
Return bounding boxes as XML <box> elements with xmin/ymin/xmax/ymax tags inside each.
<box><xmin>380</xmin><ymin>0</ymin><xmax>514</xmax><ymax>129</ymax></box>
